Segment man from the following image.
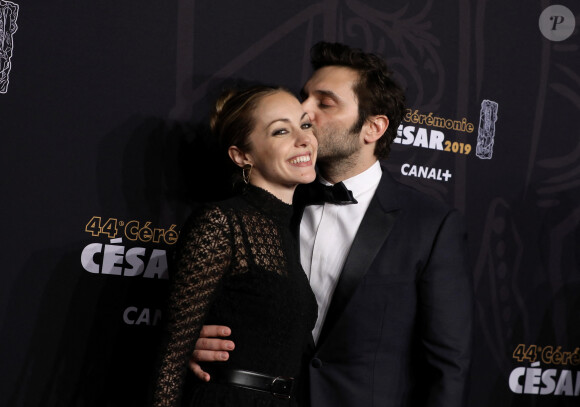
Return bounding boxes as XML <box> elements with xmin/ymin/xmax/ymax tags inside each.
<box><xmin>191</xmin><ymin>41</ymin><xmax>473</xmax><ymax>406</ymax></box>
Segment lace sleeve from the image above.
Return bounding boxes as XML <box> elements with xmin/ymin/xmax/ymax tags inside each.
<box><xmin>153</xmin><ymin>205</ymin><xmax>233</xmax><ymax>407</ymax></box>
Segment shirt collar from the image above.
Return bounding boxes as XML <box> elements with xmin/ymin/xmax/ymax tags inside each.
<box><xmin>319</xmin><ymin>160</ymin><xmax>382</xmax><ymax>199</ymax></box>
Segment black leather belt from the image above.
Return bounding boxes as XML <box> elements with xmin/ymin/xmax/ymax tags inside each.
<box><xmin>208</xmin><ymin>367</ymin><xmax>294</xmax><ymax>399</ymax></box>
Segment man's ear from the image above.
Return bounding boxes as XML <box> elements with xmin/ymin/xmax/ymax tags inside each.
<box><xmin>228</xmin><ymin>145</ymin><xmax>253</xmax><ymax>168</ymax></box>
<box><xmin>363</xmin><ymin>115</ymin><xmax>389</xmax><ymax>144</ymax></box>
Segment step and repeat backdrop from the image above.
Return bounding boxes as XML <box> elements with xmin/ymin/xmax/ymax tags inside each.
<box><xmin>1</xmin><ymin>1</ymin><xmax>578</xmax><ymax>406</ymax></box>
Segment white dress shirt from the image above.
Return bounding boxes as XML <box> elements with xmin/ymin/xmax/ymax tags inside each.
<box><xmin>300</xmin><ymin>161</ymin><xmax>382</xmax><ymax>343</ymax></box>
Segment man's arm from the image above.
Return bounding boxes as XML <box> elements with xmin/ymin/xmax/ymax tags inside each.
<box><xmin>419</xmin><ymin>209</ymin><xmax>473</xmax><ymax>407</ymax></box>
<box><xmin>189</xmin><ymin>325</ymin><xmax>235</xmax><ymax>381</ymax></box>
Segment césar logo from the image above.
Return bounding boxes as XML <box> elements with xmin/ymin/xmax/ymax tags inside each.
<box><xmin>81</xmin><ymin>238</ymin><xmax>168</xmax><ymax>279</ymax></box>
<box><xmin>509</xmin><ymin>344</ymin><xmax>580</xmax><ymax>396</ymax></box>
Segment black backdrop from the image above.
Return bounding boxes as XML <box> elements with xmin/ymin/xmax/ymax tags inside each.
<box><xmin>1</xmin><ymin>1</ymin><xmax>579</xmax><ymax>406</ymax></box>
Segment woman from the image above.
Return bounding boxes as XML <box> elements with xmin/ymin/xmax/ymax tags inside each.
<box><xmin>153</xmin><ymin>85</ymin><xmax>318</xmax><ymax>407</ymax></box>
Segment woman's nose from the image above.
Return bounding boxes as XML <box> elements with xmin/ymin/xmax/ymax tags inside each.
<box><xmin>296</xmin><ymin>131</ymin><xmax>311</xmax><ymax>146</ymax></box>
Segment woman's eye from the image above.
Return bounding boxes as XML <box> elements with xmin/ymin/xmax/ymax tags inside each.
<box><xmin>301</xmin><ymin>122</ymin><xmax>313</xmax><ymax>130</ymax></box>
<box><xmin>272</xmin><ymin>128</ymin><xmax>288</xmax><ymax>136</ymax></box>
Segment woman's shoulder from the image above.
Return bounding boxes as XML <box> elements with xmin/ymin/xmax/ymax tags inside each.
<box><xmin>181</xmin><ymin>195</ymin><xmax>248</xmax><ymax>227</ymax></box>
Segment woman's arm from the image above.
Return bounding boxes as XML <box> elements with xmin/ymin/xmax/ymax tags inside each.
<box><xmin>153</xmin><ymin>206</ymin><xmax>233</xmax><ymax>407</ymax></box>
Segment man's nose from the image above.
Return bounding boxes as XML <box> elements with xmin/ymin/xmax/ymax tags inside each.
<box><xmin>301</xmin><ymin>98</ymin><xmax>315</xmax><ymax>121</ymax></box>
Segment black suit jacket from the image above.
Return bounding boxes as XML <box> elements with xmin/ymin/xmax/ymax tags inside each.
<box><xmin>296</xmin><ymin>164</ymin><xmax>473</xmax><ymax>407</ymax></box>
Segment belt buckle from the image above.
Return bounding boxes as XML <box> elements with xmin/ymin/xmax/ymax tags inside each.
<box><xmin>270</xmin><ymin>376</ymin><xmax>293</xmax><ymax>399</ymax></box>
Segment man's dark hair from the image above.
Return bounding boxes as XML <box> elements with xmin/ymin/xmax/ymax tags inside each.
<box><xmin>310</xmin><ymin>41</ymin><xmax>406</xmax><ymax>159</ymax></box>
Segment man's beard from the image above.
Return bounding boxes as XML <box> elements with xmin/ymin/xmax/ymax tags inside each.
<box><xmin>315</xmin><ymin>121</ymin><xmax>361</xmax><ymax>163</ymax></box>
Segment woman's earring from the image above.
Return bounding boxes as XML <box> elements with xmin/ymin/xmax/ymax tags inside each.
<box><xmin>242</xmin><ymin>164</ymin><xmax>252</xmax><ymax>184</ymax></box>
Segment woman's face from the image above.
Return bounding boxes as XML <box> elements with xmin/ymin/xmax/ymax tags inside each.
<box><xmin>240</xmin><ymin>91</ymin><xmax>317</xmax><ymax>197</ymax></box>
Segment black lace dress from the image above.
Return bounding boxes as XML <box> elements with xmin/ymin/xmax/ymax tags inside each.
<box><xmin>153</xmin><ymin>185</ymin><xmax>317</xmax><ymax>407</ymax></box>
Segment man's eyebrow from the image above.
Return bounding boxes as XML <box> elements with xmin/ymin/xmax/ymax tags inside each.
<box><xmin>315</xmin><ymin>90</ymin><xmax>339</xmax><ymax>99</ymax></box>
<box><xmin>300</xmin><ymin>88</ymin><xmax>339</xmax><ymax>100</ymax></box>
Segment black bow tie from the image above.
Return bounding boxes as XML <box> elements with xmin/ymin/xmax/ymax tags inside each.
<box><xmin>300</xmin><ymin>181</ymin><xmax>358</xmax><ymax>205</ymax></box>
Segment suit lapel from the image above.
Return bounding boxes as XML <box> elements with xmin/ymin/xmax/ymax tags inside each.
<box><xmin>316</xmin><ymin>168</ymin><xmax>399</xmax><ymax>348</ymax></box>
<box><xmin>292</xmin><ymin>183</ymin><xmax>308</xmax><ymax>239</ymax></box>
